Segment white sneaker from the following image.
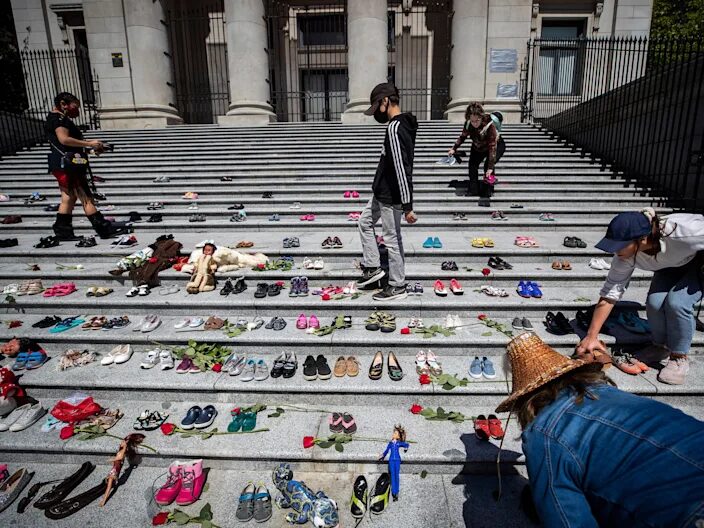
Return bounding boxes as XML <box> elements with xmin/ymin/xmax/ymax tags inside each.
<box><xmin>589</xmin><ymin>258</ymin><xmax>605</xmax><ymax>270</ymax></box>
<box><xmin>0</xmin><ymin>404</ymin><xmax>31</xmax><ymax>431</ymax></box>
<box><xmin>9</xmin><ymin>402</ymin><xmax>46</xmax><ymax>432</ymax></box>
<box><xmin>126</xmin><ymin>286</ymin><xmax>140</xmax><ymax>297</ymax></box>
<box><xmin>302</xmin><ymin>257</ymin><xmax>314</xmax><ymax>270</ymax></box>
<box><xmin>140</xmin><ymin>348</ymin><xmax>161</xmax><ymax>369</ymax></box>
<box><xmin>313</xmin><ymin>258</ymin><xmax>324</xmax><ymax>270</ymax></box>
<box><xmin>113</xmin><ymin>344</ymin><xmax>133</xmax><ymax>364</ymax></box>
<box><xmin>289</xmin><ymin>202</ymin><xmax>302</xmax><ymax>210</ymax></box>
<box><xmin>188</xmin><ymin>202</ymin><xmax>198</xmax><ymax>210</ymax></box>
<box><xmin>137</xmin><ymin>284</ymin><xmax>150</xmax><ymax>296</ymax></box>
<box><xmin>598</xmin><ymin>258</ymin><xmax>611</xmax><ymax>270</ymax></box>
<box><xmin>2</xmin><ymin>284</ymin><xmax>18</xmax><ymax>295</ymax></box>
<box><xmin>141</xmin><ymin>314</ymin><xmax>161</xmax><ymax>333</ymax></box>
<box><xmin>452</xmin><ymin>314</ymin><xmax>462</xmax><ymax>328</ymax></box>
<box><xmin>444</xmin><ymin>314</ymin><xmax>455</xmax><ymax>329</ymax></box>
<box><xmin>657</xmin><ymin>356</ymin><xmax>689</xmax><ymax>385</ymax></box>
<box><xmin>174</xmin><ymin>318</ymin><xmax>191</xmax><ymax>331</ymax></box>
<box><xmin>189</xmin><ymin>317</ymin><xmax>204</xmax><ymax>329</ymax></box>
<box><xmin>159</xmin><ymin>349</ymin><xmax>174</xmax><ymax>370</ymax></box>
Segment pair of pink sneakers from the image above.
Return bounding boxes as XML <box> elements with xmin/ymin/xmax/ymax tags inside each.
<box><xmin>343</xmin><ymin>190</ymin><xmax>360</xmax><ymax>198</ymax></box>
<box><xmin>296</xmin><ymin>314</ymin><xmax>319</xmax><ymax>330</ymax></box>
<box><xmin>155</xmin><ymin>459</ymin><xmax>206</xmax><ymax>506</ymax></box>
<box><xmin>300</xmin><ymin>213</ymin><xmax>315</xmax><ymax>221</ymax></box>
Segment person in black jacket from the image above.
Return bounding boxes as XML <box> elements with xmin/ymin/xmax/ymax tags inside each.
<box><xmin>356</xmin><ymin>83</ymin><xmax>418</xmax><ymax>301</ymax></box>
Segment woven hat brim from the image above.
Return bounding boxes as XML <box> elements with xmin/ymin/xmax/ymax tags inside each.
<box><xmin>494</xmin><ymin>358</ymin><xmax>592</xmax><ymax>413</ymax></box>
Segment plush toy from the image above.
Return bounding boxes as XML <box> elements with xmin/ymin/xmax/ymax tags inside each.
<box><xmin>0</xmin><ymin>367</ymin><xmax>25</xmax><ymax>416</ymax></box>
<box><xmin>181</xmin><ymin>245</ymin><xmax>268</xmax><ymax>275</ymax></box>
<box><xmin>272</xmin><ymin>463</ymin><xmax>339</xmax><ymax>528</ymax></box>
<box><xmin>186</xmin><ymin>243</ymin><xmax>218</xmax><ymax>294</ymax></box>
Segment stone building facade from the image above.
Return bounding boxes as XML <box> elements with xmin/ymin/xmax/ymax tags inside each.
<box><xmin>10</xmin><ymin>0</ymin><xmax>653</xmax><ymax>128</ymax></box>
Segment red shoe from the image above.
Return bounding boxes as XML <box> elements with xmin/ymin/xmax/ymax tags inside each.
<box><xmin>612</xmin><ymin>353</ymin><xmax>641</xmax><ymax>375</ymax></box>
<box><xmin>488</xmin><ymin>414</ymin><xmax>504</xmax><ymax>439</ymax></box>
<box><xmin>433</xmin><ymin>280</ymin><xmax>448</xmax><ymax>297</ymax></box>
<box><xmin>474</xmin><ymin>415</ymin><xmax>490</xmax><ymax>440</ymax></box>
<box><xmin>351</xmin><ymin>190</ymin><xmax>360</xmax><ymax>198</ymax></box>
<box><xmin>449</xmin><ymin>278</ymin><xmax>464</xmax><ymax>295</ymax></box>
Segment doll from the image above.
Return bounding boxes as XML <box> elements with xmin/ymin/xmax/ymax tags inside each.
<box><xmin>378</xmin><ymin>424</ymin><xmax>409</xmax><ymax>501</ymax></box>
<box><xmin>186</xmin><ymin>243</ymin><xmax>218</xmax><ymax>294</ymax></box>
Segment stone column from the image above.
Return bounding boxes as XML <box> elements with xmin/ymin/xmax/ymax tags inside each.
<box><xmin>445</xmin><ymin>0</ymin><xmax>488</xmax><ymax>122</ymax></box>
<box><xmin>218</xmin><ymin>0</ymin><xmax>275</xmax><ymax>126</ymax></box>
<box><xmin>84</xmin><ymin>0</ymin><xmax>180</xmax><ymax>129</ymax></box>
<box><xmin>341</xmin><ymin>0</ymin><xmax>388</xmax><ymax>124</ymax></box>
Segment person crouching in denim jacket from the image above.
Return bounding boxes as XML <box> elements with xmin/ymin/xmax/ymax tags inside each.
<box><xmin>498</xmin><ymin>333</ymin><xmax>704</xmax><ymax>528</ymax></box>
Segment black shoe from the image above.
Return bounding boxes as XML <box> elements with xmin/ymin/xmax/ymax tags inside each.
<box><xmin>576</xmin><ymin>309</ymin><xmax>592</xmax><ymax>331</ymax></box>
<box><xmin>356</xmin><ymin>267</ymin><xmax>386</xmax><ymax>287</ymax></box>
<box><xmin>497</xmin><ymin>257</ymin><xmax>513</xmax><ymax>270</ymax></box>
<box><xmin>220</xmin><ymin>278</ymin><xmax>234</xmax><ymax>296</ymax></box>
<box><xmin>267</xmin><ymin>283</ymin><xmax>282</xmax><ymax>296</ymax></box>
<box><xmin>232</xmin><ymin>277</ymin><xmax>247</xmax><ymax>294</ymax></box>
<box><xmin>370</xmin><ymin>473</ymin><xmax>391</xmax><ymax>515</ymax></box>
<box><xmin>75</xmin><ymin>236</ymin><xmax>97</xmax><ymax>248</ymax></box>
<box><xmin>303</xmin><ymin>355</ymin><xmax>317</xmax><ymax>380</ymax></box>
<box><xmin>34</xmin><ymin>462</ymin><xmax>95</xmax><ymax>510</ymax></box>
<box><xmin>270</xmin><ymin>352</ymin><xmax>287</xmax><ymax>378</ymax></box>
<box><xmin>34</xmin><ymin>236</ymin><xmax>60</xmax><ymax>248</ymax></box>
<box><xmin>351</xmin><ymin>476</ymin><xmax>369</xmax><ymax>519</ymax></box>
<box><xmin>372</xmin><ymin>285</ymin><xmax>407</xmax><ymax>301</ymax></box>
<box><xmin>52</xmin><ymin>213</ymin><xmax>81</xmax><ymax>241</ymax></box>
<box><xmin>228</xmin><ymin>203</ymin><xmax>245</xmax><ymax>210</ymax></box>
<box><xmin>282</xmin><ymin>352</ymin><xmax>297</xmax><ymax>378</ymax></box>
<box><xmin>44</xmin><ymin>478</ymin><xmax>108</xmax><ymax>519</ymax></box>
<box><xmin>147</xmin><ymin>214</ymin><xmax>162</xmax><ymax>223</ymax></box>
<box><xmin>32</xmin><ymin>315</ymin><xmax>61</xmax><ymax>328</ymax></box>
<box><xmin>254</xmin><ymin>283</ymin><xmax>269</xmax><ymax>298</ymax></box>
<box><xmin>316</xmin><ymin>355</ymin><xmax>331</xmax><ymax>380</ymax></box>
<box><xmin>545</xmin><ymin>311</ymin><xmax>573</xmax><ymax>335</ymax></box>
<box><xmin>488</xmin><ymin>256</ymin><xmax>503</xmax><ymax>270</ymax></box>
<box><xmin>127</xmin><ymin>211</ymin><xmax>142</xmax><ymax>223</ymax></box>
<box><xmin>262</xmin><ymin>192</ymin><xmax>272</xmax><ymax>199</ymax></box>
<box><xmin>0</xmin><ymin>238</ymin><xmax>18</xmax><ymax>248</ymax></box>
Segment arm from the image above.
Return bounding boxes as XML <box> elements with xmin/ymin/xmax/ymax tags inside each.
<box><xmin>524</xmin><ymin>435</ymin><xmax>599</xmax><ymax>528</ymax></box>
<box><xmin>380</xmin><ymin>442</ymin><xmax>391</xmax><ymax>460</ymax></box>
<box><xmin>399</xmin><ymin>441</ymin><xmax>410</xmax><ymax>451</ymax></box>
<box><xmin>450</xmin><ymin>125</ymin><xmax>469</xmax><ymax>153</ymax></box>
<box><xmin>388</xmin><ymin>120</ymin><xmax>414</xmax><ymax>213</ymax></box>
<box><xmin>575</xmin><ymin>298</ymin><xmax>614</xmax><ymax>358</ymax></box>
<box><xmin>55</xmin><ymin>126</ymin><xmax>102</xmax><ymax>150</ymax></box>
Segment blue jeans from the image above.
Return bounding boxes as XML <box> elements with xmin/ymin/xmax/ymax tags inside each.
<box><xmin>646</xmin><ymin>258</ymin><xmax>703</xmax><ymax>354</ymax></box>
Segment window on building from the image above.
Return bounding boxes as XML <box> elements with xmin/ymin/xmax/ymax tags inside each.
<box><xmin>297</xmin><ymin>14</ymin><xmax>346</xmax><ymax>47</ymax></box>
<box><xmin>301</xmin><ymin>68</ymin><xmax>348</xmax><ymax>121</ymax></box>
<box><xmin>538</xmin><ymin>19</ymin><xmax>586</xmax><ymax>96</ymax></box>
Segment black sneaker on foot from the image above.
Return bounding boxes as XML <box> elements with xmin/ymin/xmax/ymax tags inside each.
<box><xmin>372</xmin><ymin>285</ymin><xmax>408</xmax><ymax>301</ymax></box>
<box><xmin>356</xmin><ymin>267</ymin><xmax>386</xmax><ymax>287</ymax></box>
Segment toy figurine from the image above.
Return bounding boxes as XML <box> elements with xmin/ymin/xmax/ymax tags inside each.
<box><xmin>378</xmin><ymin>424</ymin><xmax>409</xmax><ymax>501</ymax></box>
<box><xmin>186</xmin><ymin>243</ymin><xmax>218</xmax><ymax>294</ymax></box>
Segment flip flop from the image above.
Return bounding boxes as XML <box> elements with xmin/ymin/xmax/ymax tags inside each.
<box><xmin>25</xmin><ymin>351</ymin><xmax>47</xmax><ymax>369</ymax></box>
<box><xmin>11</xmin><ymin>352</ymin><xmax>29</xmax><ymax>371</ymax></box>
<box><xmin>49</xmin><ymin>317</ymin><xmax>85</xmax><ymax>333</ymax></box>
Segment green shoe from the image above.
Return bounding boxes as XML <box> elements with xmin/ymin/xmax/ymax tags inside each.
<box><xmin>370</xmin><ymin>473</ymin><xmax>390</xmax><ymax>515</ymax></box>
<box><xmin>241</xmin><ymin>412</ymin><xmax>257</xmax><ymax>432</ymax></box>
<box><xmin>227</xmin><ymin>412</ymin><xmax>244</xmax><ymax>432</ymax></box>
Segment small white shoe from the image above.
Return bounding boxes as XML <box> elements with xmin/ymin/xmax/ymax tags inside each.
<box><xmin>159</xmin><ymin>349</ymin><xmax>175</xmax><ymax>370</ymax></box>
<box><xmin>10</xmin><ymin>403</ymin><xmax>46</xmax><ymax>432</ymax></box>
<box><xmin>101</xmin><ymin>345</ymin><xmax>121</xmax><ymax>365</ymax></box>
<box><xmin>113</xmin><ymin>344</ymin><xmax>133</xmax><ymax>364</ymax></box>
<box><xmin>140</xmin><ymin>348</ymin><xmax>161</xmax><ymax>369</ymax></box>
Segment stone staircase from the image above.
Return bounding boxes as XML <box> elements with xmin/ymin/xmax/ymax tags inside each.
<box><xmin>0</xmin><ymin>122</ymin><xmax>701</xmax><ymax>528</ymax></box>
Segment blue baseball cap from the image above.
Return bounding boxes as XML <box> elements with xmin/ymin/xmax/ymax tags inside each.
<box><xmin>595</xmin><ymin>212</ymin><xmax>651</xmax><ymax>253</ymax></box>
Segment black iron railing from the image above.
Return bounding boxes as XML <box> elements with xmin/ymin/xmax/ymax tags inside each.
<box><xmin>521</xmin><ymin>37</ymin><xmax>704</xmax><ymax>211</ymax></box>
<box><xmin>0</xmin><ymin>47</ymin><xmax>99</xmax><ymax>157</ymax></box>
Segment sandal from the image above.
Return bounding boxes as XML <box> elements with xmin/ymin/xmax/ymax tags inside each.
<box><xmin>49</xmin><ymin>316</ymin><xmax>85</xmax><ymax>333</ymax></box>
<box><xmin>236</xmin><ymin>482</ymin><xmax>255</xmax><ymax>522</ymax></box>
<box><xmin>415</xmin><ymin>350</ymin><xmax>429</xmax><ymax>375</ymax></box>
<box><xmin>11</xmin><ymin>352</ymin><xmax>29</xmax><ymax>371</ymax></box>
<box><xmin>369</xmin><ymin>473</ymin><xmax>391</xmax><ymax>514</ymax></box>
<box><xmin>351</xmin><ymin>476</ymin><xmax>369</xmax><ymax>520</ymax></box>
<box><xmin>471</xmin><ymin>238</ymin><xmax>484</xmax><ymax>248</ymax></box>
<box><xmin>34</xmin><ymin>236</ymin><xmax>60</xmax><ymax>249</ymax></box>
<box><xmin>482</xmin><ymin>238</ymin><xmax>495</xmax><ymax>248</ymax></box>
<box><xmin>75</xmin><ymin>236</ymin><xmax>97</xmax><ymax>248</ymax></box>
<box><xmin>552</xmin><ymin>260</ymin><xmax>562</xmax><ymax>270</ymax></box>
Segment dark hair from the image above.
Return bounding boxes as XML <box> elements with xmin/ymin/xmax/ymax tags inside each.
<box><xmin>393</xmin><ymin>423</ymin><xmax>406</xmax><ymax>442</ymax></box>
<box><xmin>515</xmin><ymin>364</ymin><xmax>615</xmax><ymax>429</ymax></box>
<box><xmin>54</xmin><ymin>92</ymin><xmax>79</xmax><ymax>108</ymax></box>
<box><xmin>202</xmin><ymin>243</ymin><xmax>217</xmax><ymax>253</ymax></box>
<box><xmin>464</xmin><ymin>102</ymin><xmax>484</xmax><ymax>121</ymax></box>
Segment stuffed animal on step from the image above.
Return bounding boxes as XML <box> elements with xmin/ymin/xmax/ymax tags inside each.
<box><xmin>272</xmin><ymin>463</ymin><xmax>339</xmax><ymax>528</ymax></box>
<box><xmin>186</xmin><ymin>243</ymin><xmax>218</xmax><ymax>294</ymax></box>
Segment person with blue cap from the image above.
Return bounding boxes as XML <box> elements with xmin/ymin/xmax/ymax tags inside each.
<box><xmin>575</xmin><ymin>208</ymin><xmax>704</xmax><ymax>384</ymax></box>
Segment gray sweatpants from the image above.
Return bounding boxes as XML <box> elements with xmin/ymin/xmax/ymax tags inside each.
<box><xmin>358</xmin><ymin>196</ymin><xmax>405</xmax><ymax>287</ymax></box>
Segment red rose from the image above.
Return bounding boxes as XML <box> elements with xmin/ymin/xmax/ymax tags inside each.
<box><xmin>59</xmin><ymin>425</ymin><xmax>75</xmax><ymax>440</ymax></box>
<box><xmin>160</xmin><ymin>423</ymin><xmax>176</xmax><ymax>435</ymax></box>
<box><xmin>481</xmin><ymin>268</ymin><xmax>491</xmax><ymax>276</ymax></box>
<box><xmin>478</xmin><ymin>314</ymin><xmax>487</xmax><ymax>320</ymax></box>
<box><xmin>419</xmin><ymin>374</ymin><xmax>432</xmax><ymax>385</ymax></box>
<box><xmin>400</xmin><ymin>327</ymin><xmax>410</xmax><ymax>335</ymax></box>
<box><xmin>212</xmin><ymin>363</ymin><xmax>222</xmax><ymax>373</ymax></box>
<box><xmin>152</xmin><ymin>512</ymin><xmax>170</xmax><ymax>526</ymax></box>
<box><xmin>8</xmin><ymin>320</ymin><xmax>21</xmax><ymax>328</ymax></box>
<box><xmin>303</xmin><ymin>436</ymin><xmax>316</xmax><ymax>449</ymax></box>
<box><xmin>257</xmin><ymin>263</ymin><xmax>265</xmax><ymax>270</ymax></box>
<box><xmin>276</xmin><ymin>281</ymin><xmax>284</xmax><ymax>287</ymax></box>
<box><xmin>322</xmin><ymin>293</ymin><xmax>331</xmax><ymax>301</ymax></box>
<box><xmin>409</xmin><ymin>404</ymin><xmax>423</xmax><ymax>414</ymax></box>
<box><xmin>231</xmin><ymin>407</ymin><xmax>241</xmax><ymax>415</ymax></box>
<box><xmin>148</xmin><ymin>257</ymin><xmax>158</xmax><ymax>264</ymax></box>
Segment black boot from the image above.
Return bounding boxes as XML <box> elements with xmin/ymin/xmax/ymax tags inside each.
<box><xmin>87</xmin><ymin>211</ymin><xmax>128</xmax><ymax>239</ymax></box>
<box><xmin>52</xmin><ymin>213</ymin><xmax>81</xmax><ymax>241</ymax></box>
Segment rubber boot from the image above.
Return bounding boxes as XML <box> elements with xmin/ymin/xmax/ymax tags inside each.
<box><xmin>87</xmin><ymin>211</ymin><xmax>128</xmax><ymax>239</ymax></box>
<box><xmin>52</xmin><ymin>213</ymin><xmax>81</xmax><ymax>241</ymax></box>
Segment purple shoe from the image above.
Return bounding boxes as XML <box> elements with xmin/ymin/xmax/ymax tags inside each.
<box><xmin>289</xmin><ymin>277</ymin><xmax>300</xmax><ymax>297</ymax></box>
<box><xmin>176</xmin><ymin>358</ymin><xmax>193</xmax><ymax>374</ymax></box>
<box><xmin>299</xmin><ymin>276</ymin><xmax>309</xmax><ymax>296</ymax></box>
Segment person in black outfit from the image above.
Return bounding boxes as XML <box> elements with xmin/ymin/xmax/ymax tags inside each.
<box><xmin>46</xmin><ymin>92</ymin><xmax>126</xmax><ymax>239</ymax></box>
<box><xmin>448</xmin><ymin>102</ymin><xmax>506</xmax><ymax>200</ymax></box>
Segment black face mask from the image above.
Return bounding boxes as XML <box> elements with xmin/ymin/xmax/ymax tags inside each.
<box><xmin>373</xmin><ymin>108</ymin><xmax>388</xmax><ymax>124</ymax></box>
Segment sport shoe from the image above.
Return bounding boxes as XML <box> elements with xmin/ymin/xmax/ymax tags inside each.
<box><xmin>481</xmin><ymin>357</ymin><xmax>496</xmax><ymax>379</ymax></box>
<box><xmin>469</xmin><ymin>357</ymin><xmax>482</xmax><ymax>379</ymax></box>
<box><xmin>657</xmin><ymin>356</ymin><xmax>689</xmax><ymax>385</ymax></box>
<box><xmin>357</xmin><ymin>267</ymin><xmax>385</xmax><ymax>287</ymax></box>
<box><xmin>372</xmin><ymin>285</ymin><xmax>407</xmax><ymax>301</ymax></box>
<box><xmin>316</xmin><ymin>355</ymin><xmax>332</xmax><ymax>380</ymax></box>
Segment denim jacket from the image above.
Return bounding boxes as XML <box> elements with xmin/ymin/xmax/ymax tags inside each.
<box><xmin>522</xmin><ymin>384</ymin><xmax>704</xmax><ymax>527</ymax></box>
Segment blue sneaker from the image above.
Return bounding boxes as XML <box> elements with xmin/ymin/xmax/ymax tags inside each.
<box><xmin>469</xmin><ymin>356</ymin><xmax>482</xmax><ymax>379</ymax></box>
<box><xmin>481</xmin><ymin>357</ymin><xmax>496</xmax><ymax>379</ymax></box>
<box><xmin>180</xmin><ymin>405</ymin><xmax>202</xmax><ymax>430</ymax></box>
<box><xmin>422</xmin><ymin>237</ymin><xmax>434</xmax><ymax>248</ymax></box>
<box><xmin>433</xmin><ymin>237</ymin><xmax>443</xmax><ymax>248</ymax></box>
<box><xmin>194</xmin><ymin>405</ymin><xmax>218</xmax><ymax>429</ymax></box>
<box><xmin>528</xmin><ymin>281</ymin><xmax>543</xmax><ymax>298</ymax></box>
<box><xmin>516</xmin><ymin>281</ymin><xmax>530</xmax><ymax>298</ymax></box>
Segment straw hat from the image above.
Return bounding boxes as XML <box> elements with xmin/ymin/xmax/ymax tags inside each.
<box><xmin>495</xmin><ymin>332</ymin><xmax>594</xmax><ymax>413</ymax></box>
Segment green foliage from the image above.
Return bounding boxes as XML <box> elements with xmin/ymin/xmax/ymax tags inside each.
<box><xmin>651</xmin><ymin>0</ymin><xmax>704</xmax><ymax>39</ymax></box>
<box><xmin>171</xmin><ymin>340</ymin><xmax>232</xmax><ymax>369</ymax></box>
<box><xmin>413</xmin><ymin>324</ymin><xmax>456</xmax><ymax>338</ymax></box>
<box><xmin>418</xmin><ymin>406</ymin><xmax>475</xmax><ymax>423</ymax></box>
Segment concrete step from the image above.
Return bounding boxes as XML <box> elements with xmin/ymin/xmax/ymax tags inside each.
<box><xmin>0</xmin><ymin>461</ymin><xmax>532</xmax><ymax>528</ymax></box>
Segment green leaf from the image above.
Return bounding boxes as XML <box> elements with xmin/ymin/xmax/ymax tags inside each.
<box><xmin>419</xmin><ymin>408</ymin><xmax>436</xmax><ymax>417</ymax></box>
<box><xmin>76</xmin><ymin>432</ymin><xmax>96</xmax><ymax>441</ymax></box>
<box><xmin>420</xmin><ymin>470</ymin><xmax>428</xmax><ymax>479</ymax></box>
<box><xmin>172</xmin><ymin>510</ymin><xmax>191</xmax><ymax>525</ymax></box>
<box><xmin>436</xmin><ymin>407</ymin><xmax>446</xmax><ymax>417</ymax></box>
<box><xmin>202</xmin><ymin>521</ymin><xmax>213</xmax><ymax>528</ymax></box>
<box><xmin>334</xmin><ymin>442</ymin><xmax>344</xmax><ymax>453</ymax></box>
<box><xmin>446</xmin><ymin>376</ymin><xmax>460</xmax><ymax>387</ymax></box>
<box><xmin>185</xmin><ymin>347</ymin><xmax>196</xmax><ymax>357</ymax></box>
<box><xmin>481</xmin><ymin>331</ymin><xmax>493</xmax><ymax>337</ymax></box>
<box><xmin>317</xmin><ymin>441</ymin><xmax>334</xmax><ymax>449</ymax></box>
<box><xmin>203</xmin><ymin>482</ymin><xmax>210</xmax><ymax>493</ymax></box>
<box><xmin>199</xmin><ymin>503</ymin><xmax>213</xmax><ymax>521</ymax></box>
<box><xmin>267</xmin><ymin>412</ymin><xmax>281</xmax><ymax>418</ymax></box>
<box><xmin>442</xmin><ymin>383</ymin><xmax>454</xmax><ymax>391</ymax></box>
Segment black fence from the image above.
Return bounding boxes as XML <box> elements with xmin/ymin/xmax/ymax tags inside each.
<box><xmin>0</xmin><ymin>47</ymin><xmax>99</xmax><ymax>157</ymax></box>
<box><xmin>165</xmin><ymin>0</ymin><xmax>229</xmax><ymax>124</ymax></box>
<box><xmin>521</xmin><ymin>37</ymin><xmax>704</xmax><ymax>211</ymax></box>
